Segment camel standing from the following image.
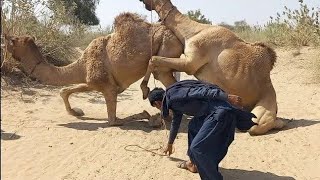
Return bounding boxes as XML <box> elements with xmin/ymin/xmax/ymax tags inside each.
<box><xmin>138</xmin><ymin>0</ymin><xmax>285</xmax><ymax>135</ymax></box>
<box><xmin>4</xmin><ymin>13</ymin><xmax>183</xmax><ymax>125</ymax></box>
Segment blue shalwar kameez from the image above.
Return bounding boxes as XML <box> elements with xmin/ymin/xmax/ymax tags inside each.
<box><xmin>161</xmin><ymin>80</ymin><xmax>256</xmax><ymax>180</ymax></box>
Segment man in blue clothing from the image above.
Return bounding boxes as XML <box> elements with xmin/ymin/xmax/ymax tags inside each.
<box><xmin>148</xmin><ymin>80</ymin><xmax>257</xmax><ymax>180</ymax></box>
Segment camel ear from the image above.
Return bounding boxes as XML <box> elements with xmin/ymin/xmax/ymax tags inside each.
<box><xmin>31</xmin><ymin>36</ymin><xmax>36</xmax><ymax>41</ymax></box>
<box><xmin>8</xmin><ymin>37</ymin><xmax>15</xmax><ymax>46</ymax></box>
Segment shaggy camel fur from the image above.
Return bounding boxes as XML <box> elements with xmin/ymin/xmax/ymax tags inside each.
<box><xmin>4</xmin><ymin>13</ymin><xmax>183</xmax><ymax>125</ymax></box>
<box><xmin>138</xmin><ymin>0</ymin><xmax>285</xmax><ymax>135</ymax></box>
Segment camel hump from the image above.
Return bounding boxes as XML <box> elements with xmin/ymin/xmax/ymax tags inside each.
<box><xmin>253</xmin><ymin>42</ymin><xmax>277</xmax><ymax>70</ymax></box>
<box><xmin>113</xmin><ymin>12</ymin><xmax>147</xmax><ymax>30</ymax></box>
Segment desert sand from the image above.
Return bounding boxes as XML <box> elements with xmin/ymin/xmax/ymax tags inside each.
<box><xmin>1</xmin><ymin>47</ymin><xmax>320</xmax><ymax>180</ymax></box>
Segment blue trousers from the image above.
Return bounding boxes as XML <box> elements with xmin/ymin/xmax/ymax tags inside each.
<box><xmin>187</xmin><ymin>109</ymin><xmax>236</xmax><ymax>180</ymax></box>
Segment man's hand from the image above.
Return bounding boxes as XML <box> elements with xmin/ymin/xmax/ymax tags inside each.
<box><xmin>163</xmin><ymin>144</ymin><xmax>174</xmax><ymax>156</ymax></box>
<box><xmin>227</xmin><ymin>94</ymin><xmax>243</xmax><ymax>109</ymax></box>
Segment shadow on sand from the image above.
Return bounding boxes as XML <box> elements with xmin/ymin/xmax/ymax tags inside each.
<box><xmin>167</xmin><ymin>156</ymin><xmax>295</xmax><ymax>180</ymax></box>
<box><xmin>221</xmin><ymin>168</ymin><xmax>295</xmax><ymax>180</ymax></box>
<box><xmin>266</xmin><ymin>117</ymin><xmax>320</xmax><ymax>135</ymax></box>
<box><xmin>58</xmin><ymin>113</ymin><xmax>319</xmax><ymax>136</ymax></box>
<box><xmin>58</xmin><ymin>112</ymin><xmax>160</xmax><ymax>132</ymax></box>
<box><xmin>1</xmin><ymin>129</ymin><xmax>22</xmax><ymax>140</ymax></box>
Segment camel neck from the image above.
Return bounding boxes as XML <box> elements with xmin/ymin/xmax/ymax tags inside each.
<box><xmin>19</xmin><ymin>51</ymin><xmax>86</xmax><ymax>86</ymax></box>
<box><xmin>155</xmin><ymin>2</ymin><xmax>206</xmax><ymax>45</ymax></box>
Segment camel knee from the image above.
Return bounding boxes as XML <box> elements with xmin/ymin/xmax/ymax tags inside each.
<box><xmin>248</xmin><ymin>124</ymin><xmax>273</xmax><ymax>136</ymax></box>
<box><xmin>249</xmin><ymin>106</ymin><xmax>278</xmax><ymax>135</ymax></box>
<box><xmin>60</xmin><ymin>88</ymin><xmax>71</xmax><ymax>100</ymax></box>
<box><xmin>248</xmin><ymin>118</ymin><xmax>284</xmax><ymax>135</ymax></box>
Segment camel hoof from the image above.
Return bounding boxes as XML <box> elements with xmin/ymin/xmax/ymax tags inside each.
<box><xmin>142</xmin><ymin>110</ymin><xmax>151</xmax><ymax>119</ymax></box>
<box><xmin>275</xmin><ymin>118</ymin><xmax>290</xmax><ymax>129</ymax></box>
<box><xmin>148</xmin><ymin>114</ymin><xmax>162</xmax><ymax>128</ymax></box>
<box><xmin>69</xmin><ymin>108</ymin><xmax>85</xmax><ymax>117</ymax></box>
<box><xmin>141</xmin><ymin>86</ymin><xmax>150</xmax><ymax>100</ymax></box>
<box><xmin>108</xmin><ymin>122</ymin><xmax>124</xmax><ymax>127</ymax></box>
<box><xmin>108</xmin><ymin>119</ymin><xmax>125</xmax><ymax>126</ymax></box>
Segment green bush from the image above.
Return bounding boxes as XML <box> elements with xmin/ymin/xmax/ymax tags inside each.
<box><xmin>1</xmin><ymin>0</ymin><xmax>89</xmax><ymax>69</ymax></box>
<box><xmin>234</xmin><ymin>0</ymin><xmax>320</xmax><ymax>47</ymax></box>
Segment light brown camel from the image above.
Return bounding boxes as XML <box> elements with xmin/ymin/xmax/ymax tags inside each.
<box><xmin>4</xmin><ymin>12</ymin><xmax>183</xmax><ymax>125</ymax></box>
<box><xmin>138</xmin><ymin>0</ymin><xmax>285</xmax><ymax>135</ymax></box>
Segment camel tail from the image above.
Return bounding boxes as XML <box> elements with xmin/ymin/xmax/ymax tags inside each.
<box><xmin>254</xmin><ymin>42</ymin><xmax>277</xmax><ymax>70</ymax></box>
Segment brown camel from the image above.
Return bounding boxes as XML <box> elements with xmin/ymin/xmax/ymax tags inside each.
<box><xmin>138</xmin><ymin>0</ymin><xmax>285</xmax><ymax>135</ymax></box>
<box><xmin>4</xmin><ymin>12</ymin><xmax>183</xmax><ymax>125</ymax></box>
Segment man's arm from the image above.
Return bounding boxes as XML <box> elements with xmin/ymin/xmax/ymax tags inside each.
<box><xmin>168</xmin><ymin>112</ymin><xmax>183</xmax><ymax>144</ymax></box>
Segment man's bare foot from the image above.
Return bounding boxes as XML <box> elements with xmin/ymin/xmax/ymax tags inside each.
<box><xmin>177</xmin><ymin>161</ymin><xmax>198</xmax><ymax>173</ymax></box>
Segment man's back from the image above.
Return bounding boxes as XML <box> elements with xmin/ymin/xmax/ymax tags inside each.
<box><xmin>162</xmin><ymin>80</ymin><xmax>230</xmax><ymax>118</ymax></box>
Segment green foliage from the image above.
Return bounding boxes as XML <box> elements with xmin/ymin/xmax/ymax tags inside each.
<box><xmin>219</xmin><ymin>22</ymin><xmax>235</xmax><ymax>31</ymax></box>
<box><xmin>234</xmin><ymin>20</ymin><xmax>251</xmax><ymax>32</ymax></box>
<box><xmin>77</xmin><ymin>26</ymin><xmax>113</xmax><ymax>50</ymax></box>
<box><xmin>50</xmin><ymin>0</ymin><xmax>100</xmax><ymax>26</ymax></box>
<box><xmin>1</xmin><ymin>0</ymin><xmax>92</xmax><ymax>70</ymax></box>
<box><xmin>265</xmin><ymin>0</ymin><xmax>320</xmax><ymax>46</ymax></box>
<box><xmin>228</xmin><ymin>0</ymin><xmax>320</xmax><ymax>47</ymax></box>
<box><xmin>186</xmin><ymin>9</ymin><xmax>212</xmax><ymax>24</ymax></box>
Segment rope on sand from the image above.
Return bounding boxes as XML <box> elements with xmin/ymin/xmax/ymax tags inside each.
<box><xmin>123</xmin><ymin>3</ymin><xmax>174</xmax><ymax>156</ymax></box>
<box><xmin>124</xmin><ymin>117</ymin><xmax>175</xmax><ymax>156</ymax></box>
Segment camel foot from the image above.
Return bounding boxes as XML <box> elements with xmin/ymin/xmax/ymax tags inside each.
<box><xmin>68</xmin><ymin>108</ymin><xmax>85</xmax><ymax>116</ymax></box>
<box><xmin>141</xmin><ymin>110</ymin><xmax>152</xmax><ymax>119</ymax></box>
<box><xmin>130</xmin><ymin>110</ymin><xmax>151</xmax><ymax>120</ymax></box>
<box><xmin>148</xmin><ymin>114</ymin><xmax>163</xmax><ymax>128</ymax></box>
<box><xmin>140</xmin><ymin>81</ymin><xmax>150</xmax><ymax>100</ymax></box>
<box><xmin>248</xmin><ymin>118</ymin><xmax>289</xmax><ymax>135</ymax></box>
<box><xmin>274</xmin><ymin>118</ymin><xmax>291</xmax><ymax>129</ymax></box>
<box><xmin>108</xmin><ymin>119</ymin><xmax>125</xmax><ymax>126</ymax></box>
<box><xmin>248</xmin><ymin>125</ymin><xmax>260</xmax><ymax>136</ymax></box>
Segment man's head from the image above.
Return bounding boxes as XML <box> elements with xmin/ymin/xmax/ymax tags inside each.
<box><xmin>148</xmin><ymin>87</ymin><xmax>165</xmax><ymax>110</ymax></box>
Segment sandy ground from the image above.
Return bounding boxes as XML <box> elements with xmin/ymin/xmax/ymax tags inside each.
<box><xmin>1</xmin><ymin>47</ymin><xmax>320</xmax><ymax>180</ymax></box>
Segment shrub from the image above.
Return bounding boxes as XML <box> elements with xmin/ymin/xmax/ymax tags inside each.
<box><xmin>1</xmin><ymin>0</ymin><xmax>87</xmax><ymax>71</ymax></box>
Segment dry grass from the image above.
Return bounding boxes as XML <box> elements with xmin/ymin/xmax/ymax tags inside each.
<box><xmin>1</xmin><ymin>0</ymin><xmax>112</xmax><ymax>85</ymax></box>
<box><xmin>235</xmin><ymin>0</ymin><xmax>319</xmax><ymax>47</ymax></box>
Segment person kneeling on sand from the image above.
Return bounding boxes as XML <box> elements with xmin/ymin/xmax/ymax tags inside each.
<box><xmin>148</xmin><ymin>80</ymin><xmax>257</xmax><ymax>180</ymax></box>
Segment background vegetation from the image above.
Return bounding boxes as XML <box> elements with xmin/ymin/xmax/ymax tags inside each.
<box><xmin>1</xmin><ymin>0</ymin><xmax>109</xmax><ymax>74</ymax></box>
<box><xmin>1</xmin><ymin>0</ymin><xmax>319</xmax><ymax>82</ymax></box>
<box><xmin>186</xmin><ymin>0</ymin><xmax>319</xmax><ymax>47</ymax></box>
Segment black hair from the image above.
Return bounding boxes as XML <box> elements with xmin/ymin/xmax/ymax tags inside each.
<box><xmin>148</xmin><ymin>87</ymin><xmax>165</xmax><ymax>106</ymax></box>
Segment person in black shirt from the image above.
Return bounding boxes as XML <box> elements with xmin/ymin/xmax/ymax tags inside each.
<box><xmin>148</xmin><ymin>80</ymin><xmax>257</xmax><ymax>180</ymax></box>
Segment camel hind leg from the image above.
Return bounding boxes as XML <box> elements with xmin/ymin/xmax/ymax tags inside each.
<box><xmin>248</xmin><ymin>85</ymin><xmax>286</xmax><ymax>135</ymax></box>
<box><xmin>60</xmin><ymin>84</ymin><xmax>93</xmax><ymax>116</ymax></box>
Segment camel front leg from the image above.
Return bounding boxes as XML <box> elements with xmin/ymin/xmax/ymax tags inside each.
<box><xmin>103</xmin><ymin>89</ymin><xmax>152</xmax><ymax>126</ymax></box>
<box><xmin>60</xmin><ymin>84</ymin><xmax>93</xmax><ymax>116</ymax></box>
<box><xmin>140</xmin><ymin>60</ymin><xmax>154</xmax><ymax>99</ymax></box>
<box><xmin>102</xmin><ymin>89</ymin><xmax>121</xmax><ymax>126</ymax></box>
<box><xmin>140</xmin><ymin>63</ymin><xmax>177</xmax><ymax>99</ymax></box>
<box><xmin>248</xmin><ymin>87</ymin><xmax>286</xmax><ymax>135</ymax></box>
<box><xmin>140</xmin><ymin>55</ymin><xmax>203</xmax><ymax>99</ymax></box>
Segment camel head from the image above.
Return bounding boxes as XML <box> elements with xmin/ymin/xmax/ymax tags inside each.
<box><xmin>4</xmin><ymin>34</ymin><xmax>38</xmax><ymax>61</ymax></box>
<box><xmin>139</xmin><ymin>0</ymin><xmax>170</xmax><ymax>11</ymax></box>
